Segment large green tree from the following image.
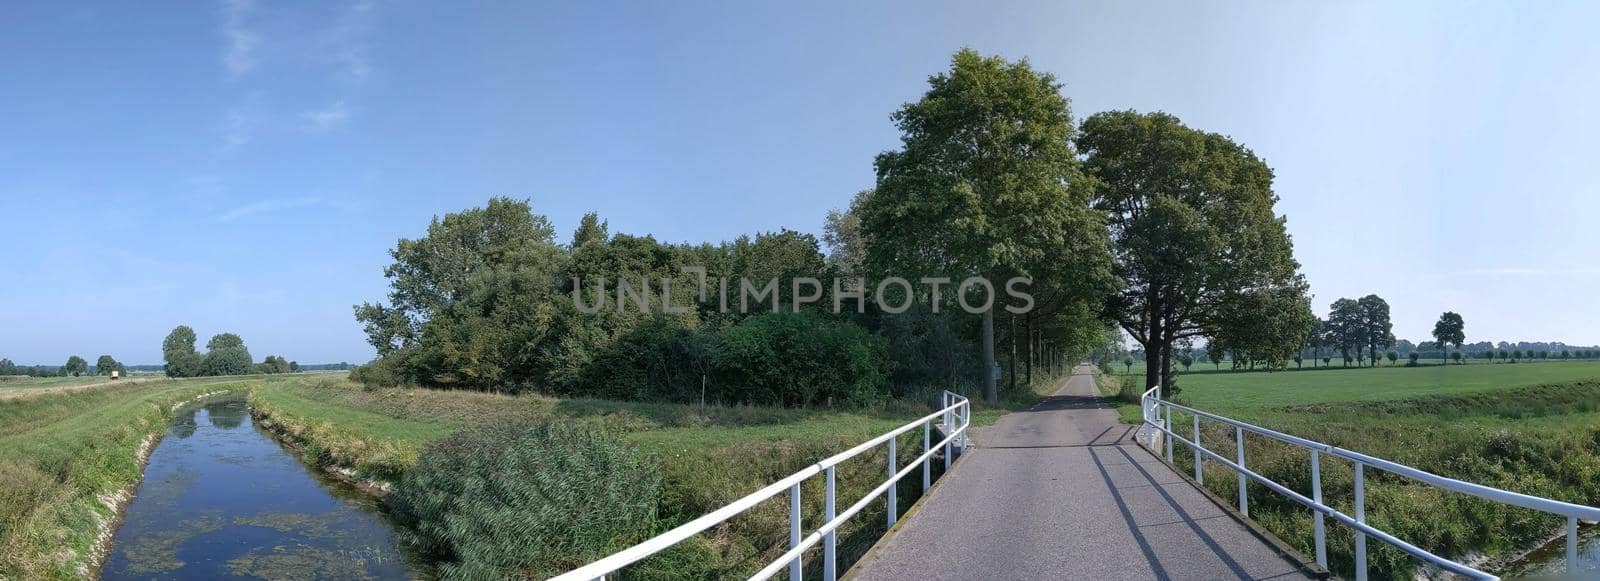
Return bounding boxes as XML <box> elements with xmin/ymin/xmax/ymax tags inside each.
<box><xmin>203</xmin><ymin>333</ymin><xmax>254</xmax><ymax>376</ymax></box>
<box><xmin>94</xmin><ymin>355</ymin><xmax>123</xmax><ymax>376</ymax></box>
<box><xmin>859</xmin><ymin>49</ymin><xmax>1115</xmax><ymax>403</ymax></box>
<box><xmin>1432</xmin><ymin>311</ymin><xmax>1465</xmax><ymax>364</ymax></box>
<box><xmin>1079</xmin><ymin>111</ymin><xmax>1306</xmax><ymax>394</ymax></box>
<box><xmin>162</xmin><ymin>325</ymin><xmax>203</xmax><ymax>378</ymax></box>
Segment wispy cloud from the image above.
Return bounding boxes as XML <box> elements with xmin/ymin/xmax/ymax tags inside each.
<box><xmin>221</xmin><ymin>0</ymin><xmax>259</xmax><ymax>78</ymax></box>
<box><xmin>323</xmin><ymin>0</ymin><xmax>376</xmax><ymax>83</ymax></box>
<box><xmin>218</xmin><ymin>197</ymin><xmax>324</xmax><ymax>222</ymax></box>
<box><xmin>301</xmin><ymin>100</ymin><xmax>349</xmax><ymax>130</ymax></box>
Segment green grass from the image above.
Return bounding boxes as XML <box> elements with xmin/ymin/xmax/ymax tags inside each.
<box><xmin>1150</xmin><ymin>360</ymin><xmax>1600</xmax><ymax>579</ymax></box>
<box><xmin>0</xmin><ymin>377</ymin><xmax>253</xmax><ymax>579</ymax></box>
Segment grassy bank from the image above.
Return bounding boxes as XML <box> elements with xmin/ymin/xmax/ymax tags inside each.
<box><xmin>248</xmin><ymin>375</ymin><xmax>1053</xmax><ymax>578</ymax></box>
<box><xmin>0</xmin><ymin>378</ymin><xmax>247</xmax><ymax>578</ymax></box>
<box><xmin>1155</xmin><ymin>362</ymin><xmax>1600</xmax><ymax>579</ymax></box>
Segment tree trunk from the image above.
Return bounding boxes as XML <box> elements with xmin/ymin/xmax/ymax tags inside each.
<box><xmin>1024</xmin><ymin>316</ymin><xmax>1034</xmax><ymax>386</ymax></box>
<box><xmin>982</xmin><ymin>307</ymin><xmax>996</xmax><ymax>403</ymax></box>
<box><xmin>1007</xmin><ymin>314</ymin><xmax>1017</xmax><ymax>392</ymax></box>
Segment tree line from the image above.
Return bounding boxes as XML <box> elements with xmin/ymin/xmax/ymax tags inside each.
<box><xmin>160</xmin><ymin>325</ymin><xmax>299</xmax><ymax>377</ymax></box>
<box><xmin>351</xmin><ymin>49</ymin><xmax>1313</xmax><ymax>403</ymax></box>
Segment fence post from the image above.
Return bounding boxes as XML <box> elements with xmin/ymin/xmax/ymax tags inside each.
<box><xmin>824</xmin><ymin>466</ymin><xmax>837</xmax><ymax>581</ymax></box>
<box><xmin>790</xmin><ymin>483</ymin><xmax>803</xmax><ymax>581</ymax></box>
<box><xmin>1192</xmin><ymin>414</ymin><xmax>1203</xmax><ymax>482</ymax></box>
<box><xmin>887</xmin><ymin>437</ymin><xmax>898</xmax><ymax>527</ymax></box>
<box><xmin>1568</xmin><ymin>515</ymin><xmax>1578</xmax><ymax>576</ymax></box>
<box><xmin>1311</xmin><ymin>450</ymin><xmax>1326</xmax><ymax>569</ymax></box>
<box><xmin>1164</xmin><ymin>404</ymin><xmax>1173</xmax><ymax>462</ymax></box>
<box><xmin>1355</xmin><ymin>461</ymin><xmax>1367</xmax><ymax>581</ymax></box>
<box><xmin>922</xmin><ymin>421</ymin><xmax>931</xmax><ymax>491</ymax></box>
<box><xmin>1235</xmin><ymin>425</ymin><xmax>1248</xmax><ymax>517</ymax></box>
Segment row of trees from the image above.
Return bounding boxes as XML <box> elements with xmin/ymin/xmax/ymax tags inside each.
<box><xmin>352</xmin><ymin>50</ymin><xmax>1311</xmax><ymax>403</ymax></box>
<box><xmin>0</xmin><ymin>356</ymin><xmax>124</xmax><ymax>377</ymax></box>
<box><xmin>160</xmin><ymin>326</ymin><xmax>299</xmax><ymax>377</ymax></box>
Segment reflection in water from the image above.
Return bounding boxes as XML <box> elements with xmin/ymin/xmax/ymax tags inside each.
<box><xmin>102</xmin><ymin>399</ymin><xmax>414</xmax><ymax>580</ymax></box>
<box><xmin>1503</xmin><ymin>525</ymin><xmax>1600</xmax><ymax>578</ymax></box>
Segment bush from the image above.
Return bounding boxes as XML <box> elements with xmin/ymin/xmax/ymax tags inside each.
<box><xmin>389</xmin><ymin>419</ymin><xmax>661</xmax><ymax>579</ymax></box>
<box><xmin>711</xmin><ymin>311</ymin><xmax>889</xmax><ymax>407</ymax></box>
<box><xmin>349</xmin><ymin>353</ymin><xmax>408</xmax><ymax>388</ymax></box>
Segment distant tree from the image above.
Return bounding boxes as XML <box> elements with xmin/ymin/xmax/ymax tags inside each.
<box><xmin>1431</xmin><ymin>312</ymin><xmax>1465</xmax><ymax>365</ymax></box>
<box><xmin>1322</xmin><ymin>357</ymin><xmax>1331</xmax><ymax>366</ymax></box>
<box><xmin>256</xmin><ymin>355</ymin><xmax>292</xmax><ymax>374</ymax></box>
<box><xmin>1512</xmin><ymin>349</ymin><xmax>1523</xmax><ymax>361</ymax></box>
<box><xmin>203</xmin><ymin>333</ymin><xmax>254</xmax><ymax>376</ymax></box>
<box><xmin>821</xmin><ymin>190</ymin><xmax>872</xmax><ymax>277</ymax></box>
<box><xmin>94</xmin><ymin>355</ymin><xmax>122</xmax><ymax>376</ymax></box>
<box><xmin>162</xmin><ymin>325</ymin><xmax>204</xmax><ymax>378</ymax></box>
<box><xmin>1407</xmin><ymin>352</ymin><xmax>1420</xmax><ymax>366</ymax></box>
<box><xmin>289</xmin><ymin>360</ymin><xmax>301</xmax><ymax>372</ymax></box>
<box><xmin>1357</xmin><ymin>295</ymin><xmax>1395</xmax><ymax>367</ymax></box>
<box><xmin>0</xmin><ymin>358</ymin><xmax>16</xmax><ymax>375</ymax></box>
<box><xmin>1387</xmin><ymin>351</ymin><xmax>1399</xmax><ymax>366</ymax></box>
<box><xmin>1292</xmin><ymin>354</ymin><xmax>1303</xmax><ymax>368</ymax></box>
<box><xmin>1178</xmin><ymin>353</ymin><xmax>1194</xmax><ymax>372</ymax></box>
<box><xmin>1327</xmin><ymin>298</ymin><xmax>1363</xmax><ymax>367</ymax></box>
<box><xmin>1123</xmin><ymin>356</ymin><xmax>1134</xmax><ymax>375</ymax></box>
<box><xmin>1500</xmin><ymin>350</ymin><xmax>1510</xmax><ymax>362</ymax></box>
<box><xmin>63</xmin><ymin>355</ymin><xmax>88</xmax><ymax>377</ymax></box>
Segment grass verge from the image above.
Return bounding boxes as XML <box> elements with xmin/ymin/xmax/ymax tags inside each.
<box><xmin>0</xmin><ymin>378</ymin><xmax>248</xmax><ymax>579</ymax></box>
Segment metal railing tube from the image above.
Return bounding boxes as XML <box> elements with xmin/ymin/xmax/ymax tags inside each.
<box><xmin>823</xmin><ymin>466</ymin><xmax>836</xmax><ymax>581</ymax></box>
<box><xmin>1355</xmin><ymin>462</ymin><xmax>1367</xmax><ymax>581</ymax></box>
<box><xmin>789</xmin><ymin>483</ymin><xmax>802</xmax><ymax>581</ymax></box>
<box><xmin>1311</xmin><ymin>449</ymin><xmax>1326</xmax><ymax>568</ymax></box>
<box><xmin>886</xmin><ymin>437</ymin><xmax>897</xmax><ymax>527</ymax></box>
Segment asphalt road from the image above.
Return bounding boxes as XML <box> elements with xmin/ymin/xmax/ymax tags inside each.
<box><xmin>847</xmin><ymin>366</ymin><xmax>1315</xmax><ymax>581</ymax></box>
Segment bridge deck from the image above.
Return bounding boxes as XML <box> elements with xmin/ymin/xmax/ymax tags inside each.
<box><xmin>848</xmin><ymin>366</ymin><xmax>1316</xmax><ymax>581</ymax></box>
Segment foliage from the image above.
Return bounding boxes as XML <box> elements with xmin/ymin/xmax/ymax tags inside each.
<box><xmin>860</xmin><ymin>49</ymin><xmax>1116</xmax><ymax>402</ymax></box>
<box><xmin>711</xmin><ymin>311</ymin><xmax>889</xmax><ymax>407</ymax></box>
<box><xmin>162</xmin><ymin>325</ymin><xmax>203</xmax><ymax>378</ymax></box>
<box><xmin>1079</xmin><ymin>110</ymin><xmax>1306</xmax><ymax>394</ymax></box>
<box><xmin>255</xmin><ymin>355</ymin><xmax>292</xmax><ymax>374</ymax></box>
<box><xmin>1432</xmin><ymin>312</ymin><xmax>1466</xmax><ymax>359</ymax></box>
<box><xmin>61</xmin><ymin>356</ymin><xmax>87</xmax><ymax>377</ymax></box>
<box><xmin>93</xmin><ymin>355</ymin><xmax>123</xmax><ymax>376</ymax></box>
<box><xmin>390</xmin><ymin>419</ymin><xmax>661</xmax><ymax>579</ymax></box>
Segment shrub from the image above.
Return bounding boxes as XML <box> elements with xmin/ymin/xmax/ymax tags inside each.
<box><xmin>389</xmin><ymin>419</ymin><xmax>661</xmax><ymax>579</ymax></box>
<box><xmin>349</xmin><ymin>353</ymin><xmax>407</xmax><ymax>388</ymax></box>
<box><xmin>711</xmin><ymin>311</ymin><xmax>889</xmax><ymax>407</ymax></box>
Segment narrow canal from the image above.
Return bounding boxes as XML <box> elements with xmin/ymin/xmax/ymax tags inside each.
<box><xmin>102</xmin><ymin>398</ymin><xmax>414</xmax><ymax>579</ymax></box>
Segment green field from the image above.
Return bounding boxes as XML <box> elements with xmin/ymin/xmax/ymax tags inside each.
<box><xmin>1131</xmin><ymin>360</ymin><xmax>1600</xmax><ymax>579</ymax></box>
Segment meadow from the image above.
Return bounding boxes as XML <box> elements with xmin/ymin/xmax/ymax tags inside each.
<box><xmin>1115</xmin><ymin>360</ymin><xmax>1600</xmax><ymax>579</ymax></box>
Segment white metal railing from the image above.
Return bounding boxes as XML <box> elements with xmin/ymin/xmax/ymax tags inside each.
<box><xmin>551</xmin><ymin>390</ymin><xmax>972</xmax><ymax>581</ymax></box>
<box><xmin>1140</xmin><ymin>385</ymin><xmax>1600</xmax><ymax>580</ymax></box>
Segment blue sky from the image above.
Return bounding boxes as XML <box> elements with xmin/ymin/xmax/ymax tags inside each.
<box><xmin>4</xmin><ymin>1</ymin><xmax>1599</xmax><ymax>365</ymax></box>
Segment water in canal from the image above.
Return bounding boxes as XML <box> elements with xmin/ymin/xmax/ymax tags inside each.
<box><xmin>102</xmin><ymin>398</ymin><xmax>415</xmax><ymax>579</ymax></box>
<box><xmin>1501</xmin><ymin>525</ymin><xmax>1600</xmax><ymax>578</ymax></box>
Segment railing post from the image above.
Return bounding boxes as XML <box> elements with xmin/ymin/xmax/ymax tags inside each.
<box><xmin>1568</xmin><ymin>515</ymin><xmax>1578</xmax><ymax>576</ymax></box>
<box><xmin>1192</xmin><ymin>413</ymin><xmax>1203</xmax><ymax>482</ymax></box>
<box><xmin>1236</xmin><ymin>425</ymin><xmax>1248</xmax><ymax>517</ymax></box>
<box><xmin>1311</xmin><ymin>450</ymin><xmax>1326</xmax><ymax>569</ymax></box>
<box><xmin>790</xmin><ymin>483</ymin><xmax>802</xmax><ymax>581</ymax></box>
<box><xmin>887</xmin><ymin>437</ymin><xmax>898</xmax><ymax>527</ymax></box>
<box><xmin>1163</xmin><ymin>404</ymin><xmax>1173</xmax><ymax>463</ymax></box>
<box><xmin>1355</xmin><ymin>461</ymin><xmax>1367</xmax><ymax>581</ymax></box>
<box><xmin>824</xmin><ymin>466</ymin><xmax>837</xmax><ymax>581</ymax></box>
<box><xmin>922</xmin><ymin>421</ymin><xmax>931</xmax><ymax>491</ymax></box>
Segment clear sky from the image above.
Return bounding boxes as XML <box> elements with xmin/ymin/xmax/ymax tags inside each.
<box><xmin>4</xmin><ymin>1</ymin><xmax>1599</xmax><ymax>365</ymax></box>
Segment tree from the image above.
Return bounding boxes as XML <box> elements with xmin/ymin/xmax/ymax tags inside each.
<box><xmin>162</xmin><ymin>325</ymin><xmax>203</xmax><ymax>378</ymax></box>
<box><xmin>257</xmin><ymin>355</ymin><xmax>292</xmax><ymax>374</ymax></box>
<box><xmin>1080</xmin><ymin>110</ymin><xmax>1305</xmax><ymax>394</ymax></box>
<box><xmin>94</xmin><ymin>355</ymin><xmax>122</xmax><ymax>376</ymax></box>
<box><xmin>63</xmin><ymin>355</ymin><xmax>88</xmax><ymax>377</ymax></box>
<box><xmin>861</xmin><ymin>49</ymin><xmax>1115</xmax><ymax>403</ymax></box>
<box><xmin>570</xmin><ymin>211</ymin><xmax>609</xmax><ymax>248</ymax></box>
<box><xmin>1387</xmin><ymin>351</ymin><xmax>1399</xmax><ymax>366</ymax></box>
<box><xmin>0</xmin><ymin>358</ymin><xmax>15</xmax><ymax>375</ymax></box>
<box><xmin>1327</xmin><ymin>298</ymin><xmax>1364</xmax><ymax>367</ymax></box>
<box><xmin>289</xmin><ymin>360</ymin><xmax>301</xmax><ymax>372</ymax></box>
<box><xmin>1500</xmin><ymin>350</ymin><xmax>1510</xmax><ymax>363</ymax></box>
<box><xmin>1178</xmin><ymin>353</ymin><xmax>1194</xmax><ymax>372</ymax></box>
<box><xmin>1431</xmin><ymin>312</ymin><xmax>1465</xmax><ymax>365</ymax></box>
<box><xmin>1357</xmin><ymin>295</ymin><xmax>1394</xmax><ymax>368</ymax></box>
<box><xmin>1407</xmin><ymin>352</ymin><xmax>1419</xmax><ymax>366</ymax></box>
<box><xmin>821</xmin><ymin>190</ymin><xmax>872</xmax><ymax>278</ymax></box>
<box><xmin>1123</xmin><ymin>356</ymin><xmax>1134</xmax><ymax>374</ymax></box>
<box><xmin>1562</xmin><ymin>350</ymin><xmax>1571</xmax><ymax>360</ymax></box>
<box><xmin>1322</xmin><ymin>357</ymin><xmax>1332</xmax><ymax>366</ymax></box>
<box><xmin>1292</xmin><ymin>354</ymin><xmax>1303</xmax><ymax>368</ymax></box>
<box><xmin>203</xmin><ymin>333</ymin><xmax>254</xmax><ymax>376</ymax></box>
<box><xmin>1451</xmin><ymin>351</ymin><xmax>1463</xmax><ymax>364</ymax></box>
<box><xmin>1512</xmin><ymin>349</ymin><xmax>1523</xmax><ymax>361</ymax></box>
